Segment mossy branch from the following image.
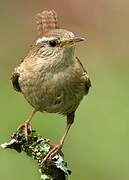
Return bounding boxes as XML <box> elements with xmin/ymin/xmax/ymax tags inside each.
<box><xmin>1</xmin><ymin>128</ymin><xmax>71</xmax><ymax>180</ymax></box>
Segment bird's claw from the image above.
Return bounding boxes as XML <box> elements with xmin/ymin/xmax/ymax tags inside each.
<box><xmin>41</xmin><ymin>142</ymin><xmax>64</xmax><ymax>166</ymax></box>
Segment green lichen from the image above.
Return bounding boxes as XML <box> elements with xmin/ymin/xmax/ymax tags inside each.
<box><xmin>1</xmin><ymin>128</ymin><xmax>71</xmax><ymax>180</ymax></box>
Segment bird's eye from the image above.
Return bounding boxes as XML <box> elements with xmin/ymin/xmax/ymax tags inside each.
<box><xmin>49</xmin><ymin>40</ymin><xmax>58</xmax><ymax>47</ymax></box>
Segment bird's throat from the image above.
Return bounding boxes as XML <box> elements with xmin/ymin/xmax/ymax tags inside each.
<box><xmin>62</xmin><ymin>46</ymin><xmax>75</xmax><ymax>66</ymax></box>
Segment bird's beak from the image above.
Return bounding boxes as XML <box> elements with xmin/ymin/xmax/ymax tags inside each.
<box><xmin>60</xmin><ymin>37</ymin><xmax>85</xmax><ymax>47</ymax></box>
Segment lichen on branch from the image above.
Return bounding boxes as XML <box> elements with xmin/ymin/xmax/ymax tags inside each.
<box><xmin>1</xmin><ymin>128</ymin><xmax>71</xmax><ymax>180</ymax></box>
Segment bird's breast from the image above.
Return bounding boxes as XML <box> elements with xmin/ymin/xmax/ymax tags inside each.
<box><xmin>18</xmin><ymin>61</ymin><xmax>85</xmax><ymax>114</ymax></box>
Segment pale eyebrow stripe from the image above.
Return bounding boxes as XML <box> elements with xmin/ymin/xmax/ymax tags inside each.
<box><xmin>36</xmin><ymin>37</ymin><xmax>59</xmax><ymax>45</ymax></box>
<box><xmin>36</xmin><ymin>37</ymin><xmax>48</xmax><ymax>45</ymax></box>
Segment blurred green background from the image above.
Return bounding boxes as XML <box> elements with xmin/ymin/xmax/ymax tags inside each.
<box><xmin>0</xmin><ymin>0</ymin><xmax>129</xmax><ymax>179</ymax></box>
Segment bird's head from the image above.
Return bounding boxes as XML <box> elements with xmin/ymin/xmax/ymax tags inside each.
<box><xmin>35</xmin><ymin>29</ymin><xmax>85</xmax><ymax>61</ymax></box>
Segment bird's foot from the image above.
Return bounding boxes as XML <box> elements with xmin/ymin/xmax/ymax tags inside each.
<box><xmin>41</xmin><ymin>140</ymin><xmax>64</xmax><ymax>166</ymax></box>
<box><xmin>17</xmin><ymin>122</ymin><xmax>31</xmax><ymax>141</ymax></box>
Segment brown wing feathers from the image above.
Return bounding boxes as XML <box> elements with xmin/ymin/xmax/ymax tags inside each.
<box><xmin>11</xmin><ymin>73</ymin><xmax>21</xmax><ymax>92</ymax></box>
<box><xmin>76</xmin><ymin>57</ymin><xmax>91</xmax><ymax>93</ymax></box>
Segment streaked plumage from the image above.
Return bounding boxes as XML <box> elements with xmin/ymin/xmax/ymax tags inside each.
<box><xmin>11</xmin><ymin>10</ymin><xmax>91</xmax><ymax>164</ymax></box>
<box><xmin>12</xmin><ymin>30</ymin><xmax>91</xmax><ymax>114</ymax></box>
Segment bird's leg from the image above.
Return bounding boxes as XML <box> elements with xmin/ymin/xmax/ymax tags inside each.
<box><xmin>42</xmin><ymin>112</ymin><xmax>75</xmax><ymax>165</ymax></box>
<box><xmin>17</xmin><ymin>109</ymin><xmax>37</xmax><ymax>140</ymax></box>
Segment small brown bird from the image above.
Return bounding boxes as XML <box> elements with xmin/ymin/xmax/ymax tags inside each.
<box><xmin>11</xmin><ymin>10</ymin><xmax>91</xmax><ymax>164</ymax></box>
